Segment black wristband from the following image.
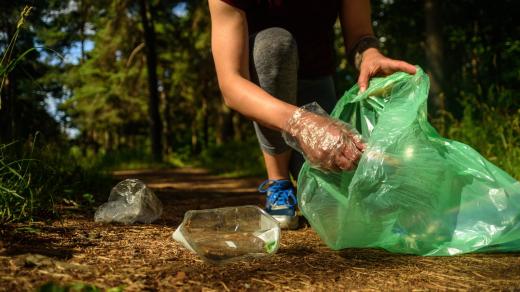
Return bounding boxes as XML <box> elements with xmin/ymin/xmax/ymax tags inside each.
<box><xmin>347</xmin><ymin>36</ymin><xmax>380</xmax><ymax>70</ymax></box>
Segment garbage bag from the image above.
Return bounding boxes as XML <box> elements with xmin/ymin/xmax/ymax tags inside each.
<box><xmin>298</xmin><ymin>67</ymin><xmax>520</xmax><ymax>255</ymax></box>
<box><xmin>94</xmin><ymin>179</ymin><xmax>163</xmax><ymax>224</ymax></box>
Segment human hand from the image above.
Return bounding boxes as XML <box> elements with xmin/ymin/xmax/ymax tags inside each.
<box><xmin>357</xmin><ymin>48</ymin><xmax>416</xmax><ymax>92</ymax></box>
<box><xmin>282</xmin><ymin>103</ymin><xmax>365</xmax><ymax>171</ymax></box>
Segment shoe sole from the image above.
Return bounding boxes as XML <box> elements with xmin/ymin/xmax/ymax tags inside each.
<box><xmin>272</xmin><ymin>215</ymin><xmax>299</xmax><ymax>230</ymax></box>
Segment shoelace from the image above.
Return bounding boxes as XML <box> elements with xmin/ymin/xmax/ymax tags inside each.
<box><xmin>258</xmin><ymin>179</ymin><xmax>297</xmax><ymax>207</ymax></box>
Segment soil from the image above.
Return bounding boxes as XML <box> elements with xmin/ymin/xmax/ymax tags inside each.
<box><xmin>1</xmin><ymin>167</ymin><xmax>519</xmax><ymax>291</ymax></box>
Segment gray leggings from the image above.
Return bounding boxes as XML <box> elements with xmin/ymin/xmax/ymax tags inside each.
<box><xmin>249</xmin><ymin>27</ymin><xmax>337</xmax><ymax>179</ymax></box>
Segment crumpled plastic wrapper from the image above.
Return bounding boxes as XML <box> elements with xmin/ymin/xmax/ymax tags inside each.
<box><xmin>282</xmin><ymin>102</ymin><xmax>365</xmax><ymax>171</ymax></box>
<box><xmin>94</xmin><ymin>179</ymin><xmax>163</xmax><ymax>224</ymax></box>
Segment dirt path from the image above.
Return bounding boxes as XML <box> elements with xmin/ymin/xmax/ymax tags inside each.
<box><xmin>1</xmin><ymin>167</ymin><xmax>520</xmax><ymax>291</ymax></box>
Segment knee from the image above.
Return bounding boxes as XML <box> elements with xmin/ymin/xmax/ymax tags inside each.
<box><xmin>253</xmin><ymin>27</ymin><xmax>298</xmax><ymax>64</ymax></box>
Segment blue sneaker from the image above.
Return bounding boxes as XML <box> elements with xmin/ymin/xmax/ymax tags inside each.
<box><xmin>258</xmin><ymin>179</ymin><xmax>299</xmax><ymax>229</ymax></box>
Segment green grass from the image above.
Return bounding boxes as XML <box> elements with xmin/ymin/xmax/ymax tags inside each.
<box><xmin>0</xmin><ymin>5</ymin><xmax>113</xmax><ymax>223</ymax></box>
<box><xmin>0</xmin><ymin>135</ymin><xmax>266</xmax><ymax>223</ymax></box>
<box><xmin>0</xmin><ymin>142</ymin><xmax>35</xmax><ymax>222</ymax></box>
<box><xmin>0</xmin><ymin>6</ymin><xmax>32</xmax><ymax>109</ymax></box>
<box><xmin>1</xmin><ymin>89</ymin><xmax>517</xmax><ymax>224</ymax></box>
<box><xmin>69</xmin><ymin>146</ymin><xmax>177</xmax><ymax>171</ymax></box>
<box><xmin>433</xmin><ymin>90</ymin><xmax>520</xmax><ymax>180</ymax></box>
<box><xmin>0</xmin><ymin>138</ymin><xmax>113</xmax><ymax>224</ymax></box>
<box><xmin>197</xmin><ymin>139</ymin><xmax>266</xmax><ymax>178</ymax></box>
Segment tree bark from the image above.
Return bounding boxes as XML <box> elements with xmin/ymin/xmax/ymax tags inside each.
<box><xmin>139</xmin><ymin>0</ymin><xmax>163</xmax><ymax>162</ymax></box>
<box><xmin>160</xmin><ymin>84</ymin><xmax>170</xmax><ymax>155</ymax></box>
<box><xmin>216</xmin><ymin>103</ymin><xmax>234</xmax><ymax>145</ymax></box>
<box><xmin>424</xmin><ymin>0</ymin><xmax>445</xmax><ymax>115</ymax></box>
<box><xmin>202</xmin><ymin>95</ymin><xmax>209</xmax><ymax>148</ymax></box>
<box><xmin>79</xmin><ymin>0</ymin><xmax>85</xmax><ymax>63</ymax></box>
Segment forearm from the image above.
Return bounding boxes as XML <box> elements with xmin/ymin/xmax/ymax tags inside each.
<box><xmin>339</xmin><ymin>0</ymin><xmax>416</xmax><ymax>91</ymax></box>
<box><xmin>218</xmin><ymin>74</ymin><xmax>297</xmax><ymax>131</ymax></box>
<box><xmin>209</xmin><ymin>0</ymin><xmax>297</xmax><ymax>131</ymax></box>
<box><xmin>339</xmin><ymin>0</ymin><xmax>374</xmax><ymax>52</ymax></box>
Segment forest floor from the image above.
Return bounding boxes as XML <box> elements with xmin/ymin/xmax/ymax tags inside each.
<box><xmin>1</xmin><ymin>167</ymin><xmax>520</xmax><ymax>291</ymax></box>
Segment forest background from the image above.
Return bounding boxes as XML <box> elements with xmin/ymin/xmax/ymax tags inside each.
<box><xmin>0</xmin><ymin>0</ymin><xmax>518</xmax><ymax>223</ymax></box>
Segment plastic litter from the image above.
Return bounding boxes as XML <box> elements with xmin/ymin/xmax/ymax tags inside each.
<box><xmin>172</xmin><ymin>205</ymin><xmax>281</xmax><ymax>264</ymax></box>
<box><xmin>94</xmin><ymin>179</ymin><xmax>163</xmax><ymax>224</ymax></box>
<box><xmin>298</xmin><ymin>67</ymin><xmax>520</xmax><ymax>255</ymax></box>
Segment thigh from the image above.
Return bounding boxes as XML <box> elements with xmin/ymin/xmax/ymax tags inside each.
<box><xmin>249</xmin><ymin>27</ymin><xmax>298</xmax><ymax>105</ymax></box>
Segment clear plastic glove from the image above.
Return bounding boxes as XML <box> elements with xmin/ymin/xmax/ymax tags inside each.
<box><xmin>282</xmin><ymin>102</ymin><xmax>365</xmax><ymax>171</ymax></box>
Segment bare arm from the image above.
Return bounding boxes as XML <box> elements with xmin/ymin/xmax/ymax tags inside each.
<box><xmin>340</xmin><ymin>0</ymin><xmax>416</xmax><ymax>92</ymax></box>
<box><xmin>209</xmin><ymin>0</ymin><xmax>365</xmax><ymax>171</ymax></box>
<box><xmin>208</xmin><ymin>0</ymin><xmax>296</xmax><ymax>131</ymax></box>
<box><xmin>339</xmin><ymin>0</ymin><xmax>374</xmax><ymax>51</ymax></box>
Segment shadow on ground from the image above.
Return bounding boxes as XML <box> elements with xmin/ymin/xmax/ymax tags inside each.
<box><xmin>1</xmin><ymin>167</ymin><xmax>519</xmax><ymax>290</ymax></box>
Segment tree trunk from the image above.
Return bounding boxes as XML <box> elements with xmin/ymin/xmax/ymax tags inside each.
<box><xmin>139</xmin><ymin>0</ymin><xmax>163</xmax><ymax>162</ymax></box>
<box><xmin>232</xmin><ymin>112</ymin><xmax>244</xmax><ymax>142</ymax></box>
<box><xmin>191</xmin><ymin>118</ymin><xmax>200</xmax><ymax>154</ymax></box>
<box><xmin>160</xmin><ymin>86</ymin><xmax>170</xmax><ymax>155</ymax></box>
<box><xmin>424</xmin><ymin>0</ymin><xmax>445</xmax><ymax>115</ymax></box>
<box><xmin>216</xmin><ymin>103</ymin><xmax>234</xmax><ymax>145</ymax></box>
<box><xmin>79</xmin><ymin>0</ymin><xmax>85</xmax><ymax>63</ymax></box>
<box><xmin>0</xmin><ymin>26</ymin><xmax>15</xmax><ymax>142</ymax></box>
<box><xmin>202</xmin><ymin>95</ymin><xmax>209</xmax><ymax>148</ymax></box>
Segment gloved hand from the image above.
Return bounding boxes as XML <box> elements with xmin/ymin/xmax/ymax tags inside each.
<box><xmin>282</xmin><ymin>102</ymin><xmax>365</xmax><ymax>171</ymax></box>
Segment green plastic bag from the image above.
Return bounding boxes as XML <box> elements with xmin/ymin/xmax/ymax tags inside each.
<box><xmin>298</xmin><ymin>67</ymin><xmax>520</xmax><ymax>255</ymax></box>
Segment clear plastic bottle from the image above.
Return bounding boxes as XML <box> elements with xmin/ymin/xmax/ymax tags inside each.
<box><xmin>172</xmin><ymin>205</ymin><xmax>281</xmax><ymax>264</ymax></box>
